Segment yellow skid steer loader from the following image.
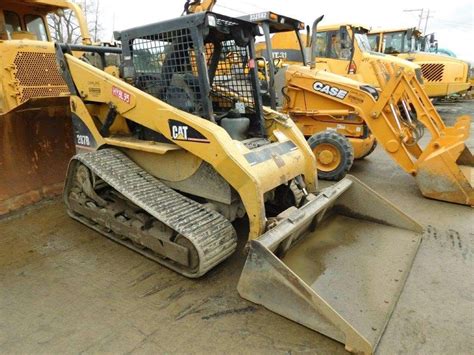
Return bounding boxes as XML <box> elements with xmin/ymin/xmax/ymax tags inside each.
<box><xmin>56</xmin><ymin>12</ymin><xmax>422</xmax><ymax>354</ymax></box>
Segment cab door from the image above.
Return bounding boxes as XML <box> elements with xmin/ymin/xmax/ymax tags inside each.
<box><xmin>314</xmin><ymin>26</ymin><xmax>353</xmax><ymax>75</ymax></box>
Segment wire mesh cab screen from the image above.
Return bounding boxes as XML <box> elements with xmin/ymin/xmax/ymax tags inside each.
<box><xmin>119</xmin><ymin>12</ymin><xmax>262</xmax><ymax>123</ymax></box>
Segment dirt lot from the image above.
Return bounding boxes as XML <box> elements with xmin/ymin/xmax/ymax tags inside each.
<box><xmin>1</xmin><ymin>100</ymin><xmax>473</xmax><ymax>354</ymax></box>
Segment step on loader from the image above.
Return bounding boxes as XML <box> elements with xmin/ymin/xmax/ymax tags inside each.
<box><xmin>246</xmin><ymin>12</ymin><xmax>473</xmax><ymax>206</ymax></box>
<box><xmin>55</xmin><ymin>12</ymin><xmax>422</xmax><ymax>354</ymax></box>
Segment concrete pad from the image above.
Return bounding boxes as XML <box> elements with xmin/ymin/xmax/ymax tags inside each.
<box><xmin>0</xmin><ymin>100</ymin><xmax>473</xmax><ymax>354</ymax></box>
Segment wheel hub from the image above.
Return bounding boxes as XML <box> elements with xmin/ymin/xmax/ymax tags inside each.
<box><xmin>318</xmin><ymin>150</ymin><xmax>335</xmax><ymax>165</ymax></box>
<box><xmin>314</xmin><ymin>143</ymin><xmax>341</xmax><ymax>172</ymax></box>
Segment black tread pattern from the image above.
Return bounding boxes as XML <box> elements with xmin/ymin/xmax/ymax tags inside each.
<box><xmin>307</xmin><ymin>131</ymin><xmax>354</xmax><ymax>181</ymax></box>
<box><xmin>70</xmin><ymin>148</ymin><xmax>237</xmax><ymax>277</ymax></box>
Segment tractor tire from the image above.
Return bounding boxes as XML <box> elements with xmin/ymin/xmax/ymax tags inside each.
<box><xmin>357</xmin><ymin>139</ymin><xmax>378</xmax><ymax>159</ymax></box>
<box><xmin>307</xmin><ymin>131</ymin><xmax>354</xmax><ymax>181</ymax></box>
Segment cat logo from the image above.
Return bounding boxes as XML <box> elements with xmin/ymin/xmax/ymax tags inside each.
<box><xmin>313</xmin><ymin>81</ymin><xmax>348</xmax><ymax>100</ymax></box>
<box><xmin>171</xmin><ymin>125</ymin><xmax>189</xmax><ymax>140</ymax></box>
<box><xmin>169</xmin><ymin>120</ymin><xmax>210</xmax><ymax>143</ymax></box>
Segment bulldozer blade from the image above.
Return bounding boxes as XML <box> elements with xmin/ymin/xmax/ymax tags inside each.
<box><xmin>415</xmin><ymin>116</ymin><xmax>473</xmax><ymax>206</ymax></box>
<box><xmin>238</xmin><ymin>176</ymin><xmax>422</xmax><ymax>354</ymax></box>
<box><xmin>0</xmin><ymin>97</ymin><xmax>75</xmax><ymax>215</ymax></box>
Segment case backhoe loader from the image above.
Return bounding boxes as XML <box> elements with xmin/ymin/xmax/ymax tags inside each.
<box><xmin>0</xmin><ymin>0</ymin><xmax>92</xmax><ymax>215</ymax></box>
<box><xmin>368</xmin><ymin>28</ymin><xmax>471</xmax><ymax>99</ymax></box>
<box><xmin>55</xmin><ymin>12</ymin><xmax>422</xmax><ymax>354</ymax></box>
<box><xmin>247</xmin><ymin>12</ymin><xmax>473</xmax><ymax>205</ymax></box>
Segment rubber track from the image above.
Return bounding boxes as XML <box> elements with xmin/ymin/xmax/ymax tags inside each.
<box><xmin>71</xmin><ymin>148</ymin><xmax>237</xmax><ymax>277</ymax></box>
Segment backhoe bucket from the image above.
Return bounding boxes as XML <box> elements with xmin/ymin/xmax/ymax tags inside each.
<box><xmin>415</xmin><ymin>115</ymin><xmax>473</xmax><ymax>206</ymax></box>
<box><xmin>238</xmin><ymin>176</ymin><xmax>422</xmax><ymax>354</ymax></box>
<box><xmin>0</xmin><ymin>97</ymin><xmax>75</xmax><ymax>215</ymax></box>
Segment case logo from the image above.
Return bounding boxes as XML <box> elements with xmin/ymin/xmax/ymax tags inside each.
<box><xmin>313</xmin><ymin>81</ymin><xmax>348</xmax><ymax>100</ymax></box>
<box><xmin>169</xmin><ymin>120</ymin><xmax>210</xmax><ymax>143</ymax></box>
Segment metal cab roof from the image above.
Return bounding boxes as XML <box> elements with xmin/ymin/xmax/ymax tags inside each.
<box><xmin>0</xmin><ymin>0</ymin><xmax>74</xmax><ymax>10</ymax></box>
<box><xmin>318</xmin><ymin>23</ymin><xmax>370</xmax><ymax>33</ymax></box>
<box><xmin>369</xmin><ymin>27</ymin><xmax>422</xmax><ymax>37</ymax></box>
<box><xmin>115</xmin><ymin>11</ymin><xmax>260</xmax><ymax>42</ymax></box>
<box><xmin>239</xmin><ymin>11</ymin><xmax>305</xmax><ymax>33</ymax></box>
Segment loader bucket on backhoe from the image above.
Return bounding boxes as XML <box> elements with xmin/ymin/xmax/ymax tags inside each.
<box><xmin>238</xmin><ymin>176</ymin><xmax>422</xmax><ymax>354</ymax></box>
<box><xmin>415</xmin><ymin>115</ymin><xmax>474</xmax><ymax>206</ymax></box>
<box><xmin>0</xmin><ymin>97</ymin><xmax>75</xmax><ymax>215</ymax></box>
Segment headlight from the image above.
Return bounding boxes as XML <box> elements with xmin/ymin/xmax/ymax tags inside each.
<box><xmin>415</xmin><ymin>68</ymin><xmax>424</xmax><ymax>84</ymax></box>
<box><xmin>207</xmin><ymin>14</ymin><xmax>217</xmax><ymax>27</ymax></box>
<box><xmin>360</xmin><ymin>85</ymin><xmax>379</xmax><ymax>101</ymax></box>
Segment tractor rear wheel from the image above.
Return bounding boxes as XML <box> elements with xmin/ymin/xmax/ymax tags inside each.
<box><xmin>308</xmin><ymin>131</ymin><xmax>354</xmax><ymax>181</ymax></box>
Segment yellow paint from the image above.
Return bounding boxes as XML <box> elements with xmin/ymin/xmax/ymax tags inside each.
<box><xmin>64</xmin><ymin>54</ymin><xmax>318</xmax><ymax>239</ymax></box>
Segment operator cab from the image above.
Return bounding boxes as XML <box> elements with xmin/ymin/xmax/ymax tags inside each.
<box><xmin>0</xmin><ymin>1</ymin><xmax>89</xmax><ymax>44</ymax></box>
<box><xmin>240</xmin><ymin>11</ymin><xmax>306</xmax><ymax>109</ymax></box>
<box><xmin>0</xmin><ymin>4</ymin><xmax>49</xmax><ymax>41</ymax></box>
<box><xmin>367</xmin><ymin>28</ymin><xmax>422</xmax><ymax>54</ymax></box>
<box><xmin>117</xmin><ymin>12</ymin><xmax>265</xmax><ymax>140</ymax></box>
<box><xmin>315</xmin><ymin>25</ymin><xmax>373</xmax><ymax>61</ymax></box>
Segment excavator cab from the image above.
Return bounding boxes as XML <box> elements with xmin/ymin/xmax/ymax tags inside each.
<box><xmin>367</xmin><ymin>28</ymin><xmax>471</xmax><ymax>99</ymax></box>
<box><xmin>56</xmin><ymin>11</ymin><xmax>422</xmax><ymax>353</ymax></box>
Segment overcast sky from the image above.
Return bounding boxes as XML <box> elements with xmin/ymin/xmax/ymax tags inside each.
<box><xmin>97</xmin><ymin>0</ymin><xmax>473</xmax><ymax>61</ymax></box>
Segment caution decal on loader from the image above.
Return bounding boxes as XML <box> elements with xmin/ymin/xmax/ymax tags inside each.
<box><xmin>112</xmin><ymin>86</ymin><xmax>131</xmax><ymax>104</ymax></box>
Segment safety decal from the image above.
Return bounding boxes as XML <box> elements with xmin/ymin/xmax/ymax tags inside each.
<box><xmin>112</xmin><ymin>86</ymin><xmax>131</xmax><ymax>104</ymax></box>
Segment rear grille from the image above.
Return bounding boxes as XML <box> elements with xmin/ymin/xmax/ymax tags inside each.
<box><xmin>420</xmin><ymin>63</ymin><xmax>445</xmax><ymax>82</ymax></box>
<box><xmin>20</xmin><ymin>87</ymin><xmax>69</xmax><ymax>102</ymax></box>
<box><xmin>13</xmin><ymin>51</ymin><xmax>69</xmax><ymax>103</ymax></box>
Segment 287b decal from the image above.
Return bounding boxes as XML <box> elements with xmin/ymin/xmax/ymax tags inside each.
<box><xmin>313</xmin><ymin>81</ymin><xmax>348</xmax><ymax>100</ymax></box>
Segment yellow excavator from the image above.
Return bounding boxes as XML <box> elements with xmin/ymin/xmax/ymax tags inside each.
<box><xmin>245</xmin><ymin>12</ymin><xmax>473</xmax><ymax>205</ymax></box>
<box><xmin>55</xmin><ymin>11</ymin><xmax>422</xmax><ymax>354</ymax></box>
<box><xmin>0</xmin><ymin>0</ymin><xmax>95</xmax><ymax>215</ymax></box>
<box><xmin>368</xmin><ymin>27</ymin><xmax>471</xmax><ymax>99</ymax></box>
<box><xmin>263</xmin><ymin>22</ymin><xmax>426</xmax><ymax>90</ymax></box>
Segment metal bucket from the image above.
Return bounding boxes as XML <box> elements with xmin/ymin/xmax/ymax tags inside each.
<box><xmin>238</xmin><ymin>176</ymin><xmax>422</xmax><ymax>354</ymax></box>
<box><xmin>416</xmin><ymin>115</ymin><xmax>473</xmax><ymax>206</ymax></box>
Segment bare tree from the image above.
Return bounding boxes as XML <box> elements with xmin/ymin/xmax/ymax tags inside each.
<box><xmin>48</xmin><ymin>0</ymin><xmax>104</xmax><ymax>44</ymax></box>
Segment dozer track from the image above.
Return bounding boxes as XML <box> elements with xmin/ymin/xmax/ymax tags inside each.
<box><xmin>64</xmin><ymin>148</ymin><xmax>237</xmax><ymax>278</ymax></box>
